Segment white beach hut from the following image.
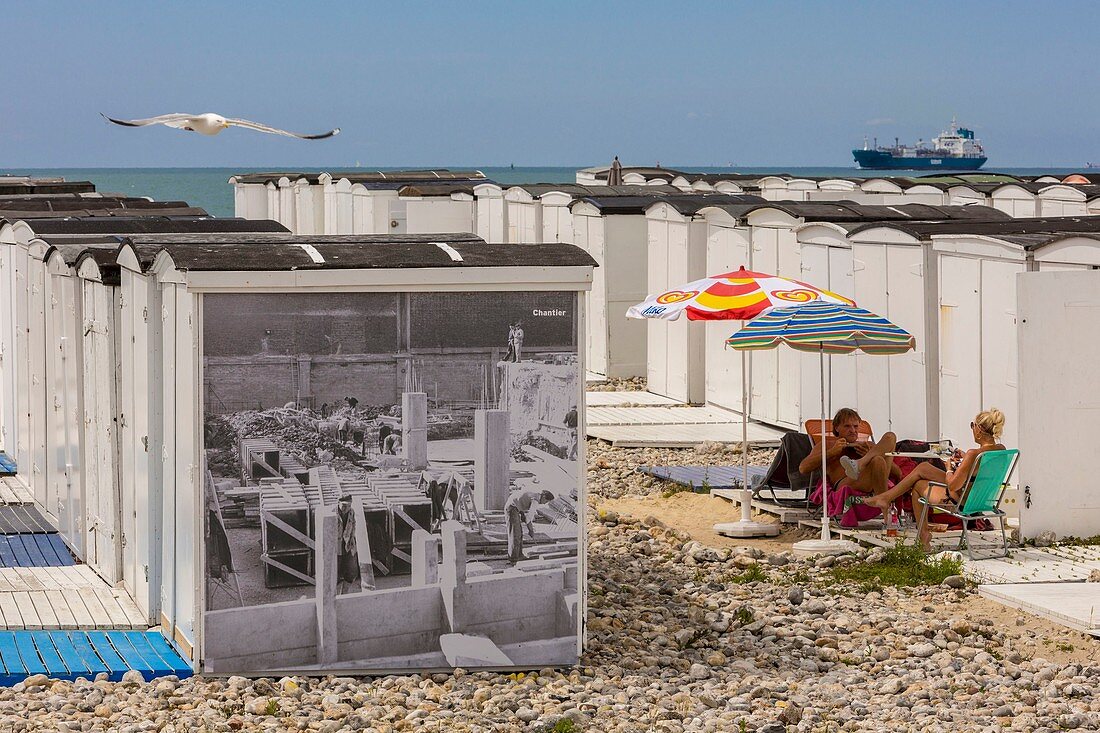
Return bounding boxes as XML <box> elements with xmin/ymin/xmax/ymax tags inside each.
<box><xmin>108</xmin><ymin>233</ymin><xmax>595</xmax><ymax>674</ymax></box>
<box><xmin>397</xmin><ymin>184</ymin><xmax>479</xmax><ymax>235</ymax></box>
<box><xmin>570</xmin><ymin>196</ymin><xmax>658</xmax><ymax>379</ymax></box>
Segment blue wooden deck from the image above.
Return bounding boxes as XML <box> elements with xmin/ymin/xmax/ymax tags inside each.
<box><xmin>0</xmin><ymin>534</ymin><xmax>73</xmax><ymax>568</ymax></box>
<box><xmin>638</xmin><ymin>464</ymin><xmax>770</xmax><ymax>491</ymax></box>
<box><xmin>0</xmin><ymin>630</ymin><xmax>191</xmax><ymax>685</ymax></box>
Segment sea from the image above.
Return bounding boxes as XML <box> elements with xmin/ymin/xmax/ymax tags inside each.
<box><xmin>1</xmin><ymin>166</ymin><xmax>1089</xmax><ymax>219</ymax></box>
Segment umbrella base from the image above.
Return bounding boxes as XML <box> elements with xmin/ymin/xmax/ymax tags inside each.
<box><xmin>713</xmin><ymin>521</ymin><xmax>780</xmax><ymax>538</ymax></box>
<box><xmin>792</xmin><ymin>538</ymin><xmax>861</xmax><ymax>558</ymax></box>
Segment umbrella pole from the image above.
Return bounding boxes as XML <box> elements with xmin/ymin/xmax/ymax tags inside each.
<box><xmin>740</xmin><ymin>349</ymin><xmax>751</xmax><ymax>523</ymax></box>
<box><xmin>713</xmin><ymin>344</ymin><xmax>778</xmax><ymax>538</ymax></box>
<box><xmin>820</xmin><ymin>344</ymin><xmax>830</xmax><ymax>542</ymax></box>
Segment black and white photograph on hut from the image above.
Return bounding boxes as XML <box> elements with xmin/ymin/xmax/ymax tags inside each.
<box><xmin>200</xmin><ymin>290</ymin><xmax>582</xmax><ymax>673</ymax></box>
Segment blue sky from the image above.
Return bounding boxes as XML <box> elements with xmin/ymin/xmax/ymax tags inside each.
<box><xmin>1</xmin><ymin>1</ymin><xmax>1096</xmax><ymax>167</ymax></box>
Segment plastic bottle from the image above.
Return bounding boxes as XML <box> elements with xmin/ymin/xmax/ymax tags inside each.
<box><xmin>886</xmin><ymin>503</ymin><xmax>900</xmax><ymax>537</ymax></box>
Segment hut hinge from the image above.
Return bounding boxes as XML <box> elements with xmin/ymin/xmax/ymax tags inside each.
<box><xmin>142</xmin><ymin>307</ymin><xmax>149</xmax><ymax>322</ymax></box>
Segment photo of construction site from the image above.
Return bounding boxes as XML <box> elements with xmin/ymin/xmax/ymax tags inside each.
<box><xmin>200</xmin><ymin>291</ymin><xmax>582</xmax><ymax>673</ymax></box>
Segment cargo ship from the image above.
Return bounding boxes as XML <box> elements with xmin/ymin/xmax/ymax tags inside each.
<box><xmin>852</xmin><ymin>118</ymin><xmax>987</xmax><ymax>170</ymax></box>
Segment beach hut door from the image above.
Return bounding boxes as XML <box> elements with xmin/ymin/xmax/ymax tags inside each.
<box><xmin>82</xmin><ymin>284</ymin><xmax>119</xmax><ymax>582</ymax></box>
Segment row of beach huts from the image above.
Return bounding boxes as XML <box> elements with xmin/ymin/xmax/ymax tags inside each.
<box><xmin>231</xmin><ymin>166</ymin><xmax>1100</xmax><ymax>450</ymax></box>
<box><xmin>0</xmin><ymin>167</ymin><xmax>1097</xmax><ymax>669</ymax></box>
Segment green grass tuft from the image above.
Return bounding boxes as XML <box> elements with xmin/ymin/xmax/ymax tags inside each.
<box><xmin>825</xmin><ymin>542</ymin><xmax>963</xmax><ymax>591</ymax></box>
<box><xmin>727</xmin><ymin>564</ymin><xmax>768</xmax><ymax>584</ymax></box>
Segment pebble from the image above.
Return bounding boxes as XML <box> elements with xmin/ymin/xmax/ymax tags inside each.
<box><xmin>943</xmin><ymin>574</ymin><xmax>967</xmax><ymax>589</ymax></box>
<box><xmin>0</xmin><ymin>430</ymin><xmax>1092</xmax><ymax>733</ymax></box>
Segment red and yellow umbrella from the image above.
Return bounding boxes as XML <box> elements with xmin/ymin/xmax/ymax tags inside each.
<box><xmin>626</xmin><ymin>266</ymin><xmax>854</xmax><ymax>321</ymax></box>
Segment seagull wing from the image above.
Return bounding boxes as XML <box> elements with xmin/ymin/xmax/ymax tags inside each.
<box><xmin>224</xmin><ymin>117</ymin><xmax>341</xmax><ymax>140</ymax></box>
<box><xmin>101</xmin><ymin>112</ymin><xmax>197</xmax><ymax>129</ymax></box>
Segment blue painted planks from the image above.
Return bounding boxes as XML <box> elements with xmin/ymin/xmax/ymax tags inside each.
<box><xmin>85</xmin><ymin>631</ymin><xmax>129</xmax><ymax>681</ymax></box>
<box><xmin>0</xmin><ymin>538</ymin><xmax>17</xmax><ymax>568</ymax></box>
<box><xmin>0</xmin><ymin>631</ymin><xmax>192</xmax><ymax>686</ymax></box>
<box><xmin>29</xmin><ymin>631</ymin><xmax>67</xmax><ymax>678</ymax></box>
<box><xmin>117</xmin><ymin>632</ymin><xmax>173</xmax><ymax>676</ymax></box>
<box><xmin>143</xmin><ymin>632</ymin><xmax>193</xmax><ymax>679</ymax></box>
<box><xmin>0</xmin><ymin>634</ymin><xmax>25</xmax><ymax>686</ymax></box>
<box><xmin>5</xmin><ymin>537</ymin><xmax>33</xmax><ymax>568</ymax></box>
<box><xmin>31</xmin><ymin>535</ymin><xmax>73</xmax><ymax>566</ymax></box>
<box><xmin>0</xmin><ymin>534</ymin><xmax>74</xmax><ymax>568</ymax></box>
<box><xmin>13</xmin><ymin>633</ymin><xmax>47</xmax><ymax>676</ymax></box>
<box><xmin>66</xmin><ymin>632</ymin><xmax>109</xmax><ymax>679</ymax></box>
<box><xmin>51</xmin><ymin>633</ymin><xmax>89</xmax><ymax>679</ymax></box>
<box><xmin>18</xmin><ymin>536</ymin><xmax>47</xmax><ymax>567</ymax></box>
<box><xmin>638</xmin><ymin>464</ymin><xmax>770</xmax><ymax>490</ymax></box>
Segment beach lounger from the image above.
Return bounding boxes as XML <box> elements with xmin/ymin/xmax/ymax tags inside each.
<box><xmin>753</xmin><ymin>432</ymin><xmax>818</xmax><ymax>507</ymax></box>
<box><xmin>916</xmin><ymin>448</ymin><xmax>1019</xmax><ymax>560</ymax></box>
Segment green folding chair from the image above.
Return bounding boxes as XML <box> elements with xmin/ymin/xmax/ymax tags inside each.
<box><xmin>916</xmin><ymin>448</ymin><xmax>1019</xmax><ymax>560</ymax></box>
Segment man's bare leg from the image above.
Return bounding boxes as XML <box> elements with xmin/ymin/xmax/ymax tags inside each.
<box><xmin>849</xmin><ymin>455</ymin><xmax>890</xmax><ymax>496</ymax></box>
<box><xmin>863</xmin><ymin>462</ymin><xmax>945</xmax><ymax>512</ymax></box>
<box><xmin>841</xmin><ymin>432</ymin><xmax>898</xmax><ymax>480</ymax></box>
<box><xmin>857</xmin><ymin>431</ymin><xmax>898</xmax><ymax>470</ymax></box>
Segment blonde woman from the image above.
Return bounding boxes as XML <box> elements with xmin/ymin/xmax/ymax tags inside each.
<box><xmin>861</xmin><ymin>409</ymin><xmax>1006</xmax><ymax>549</ymax></box>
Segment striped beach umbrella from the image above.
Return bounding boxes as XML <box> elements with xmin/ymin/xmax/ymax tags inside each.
<box><xmin>725</xmin><ymin>301</ymin><xmax>916</xmax><ymax>354</ymax></box>
<box><xmin>626</xmin><ymin>266</ymin><xmax>854</xmax><ymax>322</ymax></box>
<box><xmin>726</xmin><ymin>301</ymin><xmax>916</xmax><ymax>553</ymax></box>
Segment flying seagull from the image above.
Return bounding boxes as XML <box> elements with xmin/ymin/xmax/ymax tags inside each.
<box><xmin>101</xmin><ymin>112</ymin><xmax>340</xmax><ymax>140</ymax></box>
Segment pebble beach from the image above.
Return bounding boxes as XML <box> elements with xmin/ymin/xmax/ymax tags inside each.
<box><xmin>3</xmin><ymin>431</ymin><xmax>1097</xmax><ymax>733</ymax></box>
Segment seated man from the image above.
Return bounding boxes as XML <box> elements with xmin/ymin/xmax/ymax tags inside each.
<box><xmin>798</xmin><ymin>407</ymin><xmax>900</xmax><ymax>503</ymax></box>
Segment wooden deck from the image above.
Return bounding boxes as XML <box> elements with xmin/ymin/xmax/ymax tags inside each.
<box><xmin>0</xmin><ymin>567</ymin><xmax>147</xmax><ymax>631</ymax></box>
<box><xmin>0</xmin><ymin>630</ymin><xmax>192</xmax><ymax>684</ymax></box>
<box><xmin>712</xmin><ymin>489</ymin><xmax>814</xmax><ymax>523</ymax></box>
<box><xmin>0</xmin><ymin>478</ymin><xmax>33</xmax><ymax>506</ymax></box>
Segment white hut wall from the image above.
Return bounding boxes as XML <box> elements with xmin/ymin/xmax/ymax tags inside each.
<box><xmin>475</xmin><ymin>187</ymin><xmax>508</xmax><ymax>243</ymax></box>
<box><xmin>158</xmin><ymin>281</ymin><xmax>200</xmax><ymax>660</ymax></box>
<box><xmin>118</xmin><ymin>266</ymin><xmax>163</xmax><ymax>621</ymax></box>
<box><xmin>8</xmin><ymin>240</ymin><xmax>33</xmax><ymax>480</ymax></box>
<box><xmin>540</xmin><ymin>194</ymin><xmax>574</xmax><ymax>244</ymax></box>
<box><xmin>233</xmin><ymin>182</ymin><xmax>270</xmax><ymax>221</ymax></box>
<box><xmin>602</xmin><ymin>215</ymin><xmax>648</xmax><ymax>378</ymax></box>
<box><xmin>901</xmin><ymin>186</ymin><xmax>951</xmax><ymax>205</ymax></box>
<box><xmin>932</xmin><ymin>236</ymin><xmax>1026</xmax><ymax>449</ymax></box>
<box><xmin>292</xmin><ymin>180</ymin><xmax>321</xmax><ymax>235</ymax></box>
<box><xmin>948</xmin><ymin>187</ymin><xmax>988</xmax><ymax>207</ymax></box>
<box><xmin>277</xmin><ymin>179</ymin><xmax>299</xmax><ymax>233</ymax></box>
<box><xmin>714</xmin><ymin>182</ymin><xmax>744</xmax><ymax>195</ymax></box>
<box><xmin>702</xmin><ymin>217</ymin><xmax>751</xmax><ymax>412</ymax></box>
<box><xmin>506</xmin><ymin>198</ymin><xmax>542</xmax><ymax>244</ymax></box>
<box><xmin>404</xmin><ymin>196</ymin><xmax>476</xmax><ymax>235</ymax></box>
<box><xmin>1037</xmin><ymin>187</ymin><xmax>1087</xmax><ymax>218</ymax></box>
<box><xmin>747</xmin><ymin>212</ymin><xmax>804</xmax><ymax>429</ymax></box>
<box><xmin>1031</xmin><ymin>237</ymin><xmax>1100</xmax><ymax>271</ymax></box>
<box><xmin>990</xmin><ymin>187</ymin><xmax>1039</xmax><ymax>218</ymax></box>
<box><xmin>46</xmin><ymin>258</ymin><xmax>86</xmax><ymax>557</ymax></box>
<box><xmin>0</xmin><ymin>236</ymin><xmax>18</xmax><ymax>458</ymax></box>
<box><xmin>1017</xmin><ymin>271</ymin><xmax>1100</xmax><ymax>538</ymax></box>
<box><xmin>645</xmin><ymin>207</ymin><xmax>707</xmax><ymax>402</ymax></box>
<box><xmin>265</xmin><ymin>183</ymin><xmax>280</xmax><ymax>227</ymax></box>
<box><xmin>78</xmin><ymin>272</ymin><xmax>122</xmax><ymax>584</ymax></box>
<box><xmin>27</xmin><ymin>250</ymin><xmax>50</xmax><ymax>506</ymax></box>
<box><xmin>797</xmin><ymin>235</ymin><xmax>862</xmax><ymax>432</ymax></box>
<box><xmin>807</xmin><ymin>190</ymin><xmax>888</xmax><ymax>205</ymax></box>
